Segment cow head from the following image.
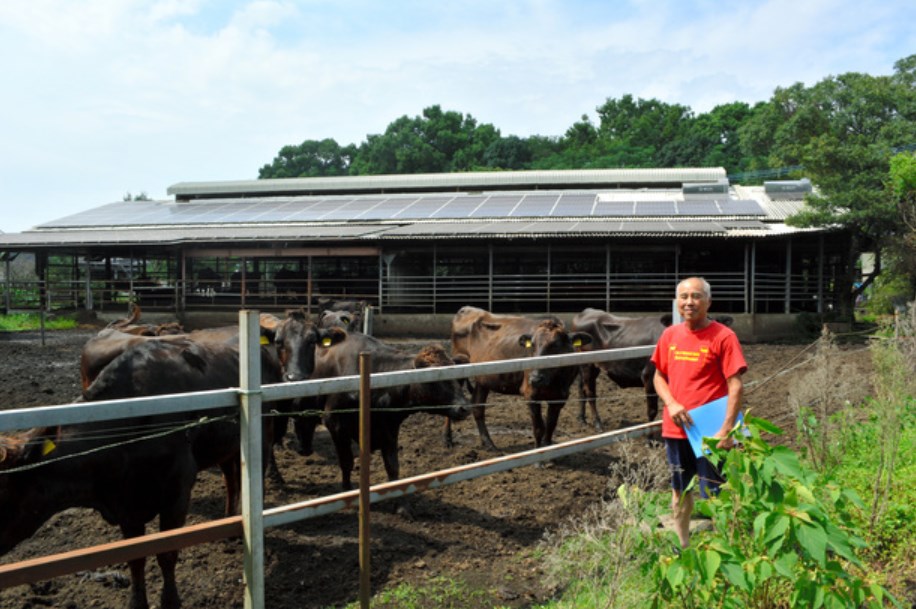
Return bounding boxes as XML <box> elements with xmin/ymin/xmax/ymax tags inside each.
<box><xmin>0</xmin><ymin>428</ymin><xmax>60</xmax><ymax>555</ymax></box>
<box><xmin>318</xmin><ymin>309</ymin><xmax>362</xmax><ymax>333</ymax></box>
<box><xmin>409</xmin><ymin>345</ymin><xmax>470</xmax><ymax>421</ymax></box>
<box><xmin>260</xmin><ymin>310</ymin><xmax>345</xmax><ymax>382</ymax></box>
<box><xmin>518</xmin><ymin>319</ymin><xmax>592</xmax><ymax>392</ymax></box>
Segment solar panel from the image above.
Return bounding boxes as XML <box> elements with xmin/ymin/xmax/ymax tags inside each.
<box><xmin>513</xmin><ymin>195</ymin><xmax>560</xmax><ymax>217</ymax></box>
<box><xmin>594</xmin><ymin>201</ymin><xmax>636</xmax><ymax>217</ymax></box>
<box><xmin>471</xmin><ymin>195</ymin><xmax>523</xmax><ymax>217</ymax></box>
<box><xmin>554</xmin><ymin>194</ymin><xmax>595</xmax><ymax>216</ymax></box>
<box><xmin>635</xmin><ymin>201</ymin><xmax>677</xmax><ymax>216</ymax></box>
<box><xmin>677</xmin><ymin>201</ymin><xmax>721</xmax><ymax>215</ymax></box>
<box><xmin>396</xmin><ymin>196</ymin><xmax>455</xmax><ymax>219</ymax></box>
<box><xmin>431</xmin><ymin>196</ymin><xmax>486</xmax><ymax>218</ymax></box>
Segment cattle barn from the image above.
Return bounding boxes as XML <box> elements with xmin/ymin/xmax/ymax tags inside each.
<box><xmin>0</xmin><ymin>168</ymin><xmax>847</xmax><ymax>339</ymax></box>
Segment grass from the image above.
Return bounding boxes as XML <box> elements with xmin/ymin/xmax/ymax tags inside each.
<box><xmin>0</xmin><ymin>312</ymin><xmax>78</xmax><ymax>332</ymax></box>
<box><xmin>335</xmin><ymin>576</ymin><xmax>508</xmax><ymax>609</ymax></box>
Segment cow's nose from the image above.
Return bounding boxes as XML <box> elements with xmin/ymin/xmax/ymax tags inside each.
<box><xmin>284</xmin><ymin>372</ymin><xmax>304</xmax><ymax>382</ymax></box>
<box><xmin>529</xmin><ymin>370</ymin><xmax>549</xmax><ymax>387</ymax></box>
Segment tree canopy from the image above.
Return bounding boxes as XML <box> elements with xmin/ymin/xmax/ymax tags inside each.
<box><xmin>255</xmin><ymin>55</ymin><xmax>916</xmax><ymax>314</ymax></box>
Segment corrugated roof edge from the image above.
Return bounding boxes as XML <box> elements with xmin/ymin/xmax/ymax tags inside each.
<box><xmin>168</xmin><ymin>168</ymin><xmax>727</xmax><ymax>200</ymax></box>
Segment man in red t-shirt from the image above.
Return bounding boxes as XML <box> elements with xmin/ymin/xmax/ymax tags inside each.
<box><xmin>651</xmin><ymin>276</ymin><xmax>747</xmax><ymax>547</ymax></box>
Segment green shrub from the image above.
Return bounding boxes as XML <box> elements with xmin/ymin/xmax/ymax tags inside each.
<box><xmin>645</xmin><ymin>418</ymin><xmax>897</xmax><ymax>609</ymax></box>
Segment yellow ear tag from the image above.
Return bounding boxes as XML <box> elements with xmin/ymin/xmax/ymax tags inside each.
<box><xmin>259</xmin><ymin>336</ymin><xmax>270</xmax><ymax>345</ymax></box>
<box><xmin>321</xmin><ymin>337</ymin><xmax>333</xmax><ymax>347</ymax></box>
<box><xmin>573</xmin><ymin>338</ymin><xmax>582</xmax><ymax>348</ymax></box>
<box><xmin>525</xmin><ymin>339</ymin><xmax>533</xmax><ymax>349</ymax></box>
<box><xmin>42</xmin><ymin>439</ymin><xmax>57</xmax><ymax>456</ymax></box>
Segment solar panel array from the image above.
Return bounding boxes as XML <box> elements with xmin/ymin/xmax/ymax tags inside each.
<box><xmin>40</xmin><ymin>191</ymin><xmax>766</xmax><ymax>228</ymax></box>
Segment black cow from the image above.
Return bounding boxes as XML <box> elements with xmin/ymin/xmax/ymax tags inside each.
<box><xmin>0</xmin><ymin>337</ymin><xmax>282</xmax><ymax>609</ymax></box>
<box><xmin>448</xmin><ymin>306</ymin><xmax>592</xmax><ymax>450</ymax></box>
<box><xmin>313</xmin><ymin>330</ymin><xmax>470</xmax><ymax>491</ymax></box>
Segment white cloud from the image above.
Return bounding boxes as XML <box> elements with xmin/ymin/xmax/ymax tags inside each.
<box><xmin>0</xmin><ymin>0</ymin><xmax>913</xmax><ymax>233</ymax></box>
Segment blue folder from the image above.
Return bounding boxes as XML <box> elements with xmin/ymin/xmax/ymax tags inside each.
<box><xmin>684</xmin><ymin>396</ymin><xmax>744</xmax><ymax>458</ymax></box>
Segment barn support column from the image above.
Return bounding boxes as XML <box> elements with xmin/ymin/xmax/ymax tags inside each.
<box><xmin>817</xmin><ymin>235</ymin><xmax>824</xmax><ymax>314</ymax></box>
<box><xmin>604</xmin><ymin>243</ymin><xmax>611</xmax><ymax>311</ymax></box>
<box><xmin>83</xmin><ymin>256</ymin><xmax>93</xmax><ymax>311</ymax></box>
<box><xmin>744</xmin><ymin>243</ymin><xmax>750</xmax><ymax>313</ymax></box>
<box><xmin>487</xmin><ymin>243</ymin><xmax>493</xmax><ymax>311</ymax></box>
<box><xmin>307</xmin><ymin>257</ymin><xmax>313</xmax><ymax>317</ymax></box>
<box><xmin>546</xmin><ymin>244</ymin><xmax>552</xmax><ymax>311</ymax></box>
<box><xmin>674</xmin><ymin>243</ymin><xmax>680</xmax><ymax>281</ymax></box>
<box><xmin>432</xmin><ymin>243</ymin><xmax>438</xmax><ymax>313</ymax></box>
<box><xmin>784</xmin><ymin>240</ymin><xmax>792</xmax><ymax>314</ymax></box>
<box><xmin>180</xmin><ymin>250</ymin><xmax>187</xmax><ymax>312</ymax></box>
<box><xmin>4</xmin><ymin>255</ymin><xmax>11</xmax><ymax>314</ymax></box>
<box><xmin>750</xmin><ymin>242</ymin><xmax>757</xmax><ymax>313</ymax></box>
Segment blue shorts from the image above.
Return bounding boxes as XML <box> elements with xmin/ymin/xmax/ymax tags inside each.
<box><xmin>665</xmin><ymin>438</ymin><xmax>724</xmax><ymax>499</ymax></box>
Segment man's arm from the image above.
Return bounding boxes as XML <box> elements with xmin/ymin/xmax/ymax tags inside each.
<box><xmin>715</xmin><ymin>374</ymin><xmax>744</xmax><ymax>446</ymax></box>
<box><xmin>654</xmin><ymin>369</ymin><xmax>692</xmax><ymax>428</ymax></box>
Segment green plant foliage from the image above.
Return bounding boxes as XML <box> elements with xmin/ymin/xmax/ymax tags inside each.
<box><xmin>0</xmin><ymin>313</ymin><xmax>77</xmax><ymax>332</ymax></box>
<box><xmin>645</xmin><ymin>418</ymin><xmax>898</xmax><ymax>609</ymax></box>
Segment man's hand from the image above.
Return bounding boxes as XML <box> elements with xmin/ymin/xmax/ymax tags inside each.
<box><xmin>667</xmin><ymin>402</ymin><xmax>693</xmax><ymax>428</ymax></box>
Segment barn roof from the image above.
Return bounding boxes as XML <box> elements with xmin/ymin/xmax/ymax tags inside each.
<box><xmin>0</xmin><ymin>169</ymin><xmax>822</xmax><ymax>249</ymax></box>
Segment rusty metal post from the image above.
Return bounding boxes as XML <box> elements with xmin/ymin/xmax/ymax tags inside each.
<box><xmin>358</xmin><ymin>352</ymin><xmax>372</xmax><ymax>609</ymax></box>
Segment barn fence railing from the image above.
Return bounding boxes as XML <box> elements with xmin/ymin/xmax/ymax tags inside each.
<box><xmin>0</xmin><ymin>311</ymin><xmax>657</xmax><ymax>608</ymax></box>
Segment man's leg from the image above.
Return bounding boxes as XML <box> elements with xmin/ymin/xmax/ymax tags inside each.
<box><xmin>672</xmin><ymin>489</ymin><xmax>694</xmax><ymax>548</ymax></box>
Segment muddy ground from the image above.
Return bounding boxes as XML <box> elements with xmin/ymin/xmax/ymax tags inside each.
<box><xmin>0</xmin><ymin>325</ymin><xmax>875</xmax><ymax>609</ymax></box>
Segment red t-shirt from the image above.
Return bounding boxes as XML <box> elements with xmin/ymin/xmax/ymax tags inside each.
<box><xmin>650</xmin><ymin>320</ymin><xmax>747</xmax><ymax>439</ymax></box>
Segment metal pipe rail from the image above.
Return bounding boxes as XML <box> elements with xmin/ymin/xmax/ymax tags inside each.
<box><xmin>0</xmin><ymin>420</ymin><xmax>660</xmax><ymax>589</ymax></box>
<box><xmin>0</xmin><ymin>314</ymin><xmax>659</xmax><ymax>604</ymax></box>
<box><xmin>0</xmin><ymin>345</ymin><xmax>655</xmax><ymax>432</ymax></box>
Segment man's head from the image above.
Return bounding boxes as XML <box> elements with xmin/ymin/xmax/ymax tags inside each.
<box><xmin>676</xmin><ymin>277</ymin><xmax>711</xmax><ymax>329</ymax></box>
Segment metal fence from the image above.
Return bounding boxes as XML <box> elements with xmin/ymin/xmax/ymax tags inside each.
<box><xmin>0</xmin><ymin>311</ymin><xmax>657</xmax><ymax>608</ymax></box>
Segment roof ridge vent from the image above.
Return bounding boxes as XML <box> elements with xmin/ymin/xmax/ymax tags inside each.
<box><xmin>764</xmin><ymin>178</ymin><xmax>812</xmax><ymax>199</ymax></box>
<box><xmin>682</xmin><ymin>178</ymin><xmax>729</xmax><ymax>200</ymax></box>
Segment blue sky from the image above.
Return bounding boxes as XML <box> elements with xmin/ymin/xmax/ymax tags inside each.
<box><xmin>0</xmin><ymin>0</ymin><xmax>913</xmax><ymax>233</ymax></box>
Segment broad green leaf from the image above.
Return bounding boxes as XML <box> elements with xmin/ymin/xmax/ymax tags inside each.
<box><xmin>666</xmin><ymin>561</ymin><xmax>686</xmax><ymax>588</ymax></box>
<box><xmin>763</xmin><ymin>514</ymin><xmax>790</xmax><ymax>545</ymax></box>
<box><xmin>774</xmin><ymin>551</ymin><xmax>798</xmax><ymax>577</ymax></box>
<box><xmin>770</xmin><ymin>446</ymin><xmax>805</xmax><ymax>479</ymax></box>
<box><xmin>746</xmin><ymin>415</ymin><xmax>783</xmax><ymax>435</ymax></box>
<box><xmin>721</xmin><ymin>562</ymin><xmax>748</xmax><ymax>591</ymax></box>
<box><xmin>794</xmin><ymin>483</ymin><xmax>816</xmax><ymax>505</ymax></box>
<box><xmin>797</xmin><ymin>523</ymin><xmax>828</xmax><ymax>566</ymax></box>
<box><xmin>757</xmin><ymin>559</ymin><xmax>774</xmax><ymax>582</ymax></box>
<box><xmin>699</xmin><ymin>550</ymin><xmax>721</xmax><ymax>586</ymax></box>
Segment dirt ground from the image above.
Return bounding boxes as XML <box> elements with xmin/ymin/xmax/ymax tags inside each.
<box><xmin>0</xmin><ymin>325</ymin><xmax>875</xmax><ymax>609</ymax></box>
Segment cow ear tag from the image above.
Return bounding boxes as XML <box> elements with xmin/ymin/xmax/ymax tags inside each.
<box><xmin>42</xmin><ymin>439</ymin><xmax>57</xmax><ymax>456</ymax></box>
<box><xmin>259</xmin><ymin>336</ymin><xmax>270</xmax><ymax>345</ymax></box>
<box><xmin>525</xmin><ymin>339</ymin><xmax>533</xmax><ymax>349</ymax></box>
<box><xmin>322</xmin><ymin>337</ymin><xmax>333</xmax><ymax>347</ymax></box>
<box><xmin>573</xmin><ymin>338</ymin><xmax>583</xmax><ymax>348</ymax></box>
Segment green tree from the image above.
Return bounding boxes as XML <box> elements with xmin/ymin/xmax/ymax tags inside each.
<box><xmin>594</xmin><ymin>94</ymin><xmax>694</xmax><ymax>167</ymax></box>
<box><xmin>258</xmin><ymin>138</ymin><xmax>357</xmax><ymax>178</ymax></box>
<box><xmin>349</xmin><ymin>105</ymin><xmax>500</xmax><ymax>175</ymax></box>
<box><xmin>740</xmin><ymin>56</ymin><xmax>916</xmax><ymax>318</ymax></box>
<box><xmin>481</xmin><ymin>135</ymin><xmax>533</xmax><ymax>170</ymax></box>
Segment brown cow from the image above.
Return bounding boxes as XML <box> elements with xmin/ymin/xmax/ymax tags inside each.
<box><xmin>313</xmin><ymin>330</ymin><xmax>470</xmax><ymax>491</ymax></box>
<box><xmin>448</xmin><ymin>306</ymin><xmax>592</xmax><ymax>450</ymax></box>
<box><xmin>0</xmin><ymin>337</ymin><xmax>282</xmax><ymax>609</ymax></box>
<box><xmin>571</xmin><ymin>308</ymin><xmax>735</xmax><ymax>429</ymax></box>
<box><xmin>106</xmin><ymin>302</ymin><xmax>184</xmax><ymax>336</ymax></box>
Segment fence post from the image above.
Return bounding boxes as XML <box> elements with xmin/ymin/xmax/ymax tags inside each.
<box><xmin>239</xmin><ymin>310</ymin><xmax>265</xmax><ymax>609</ymax></box>
<box><xmin>359</xmin><ymin>352</ymin><xmax>372</xmax><ymax>609</ymax></box>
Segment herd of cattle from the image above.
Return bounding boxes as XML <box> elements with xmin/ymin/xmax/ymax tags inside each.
<box><xmin>0</xmin><ymin>301</ymin><xmax>684</xmax><ymax>609</ymax></box>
